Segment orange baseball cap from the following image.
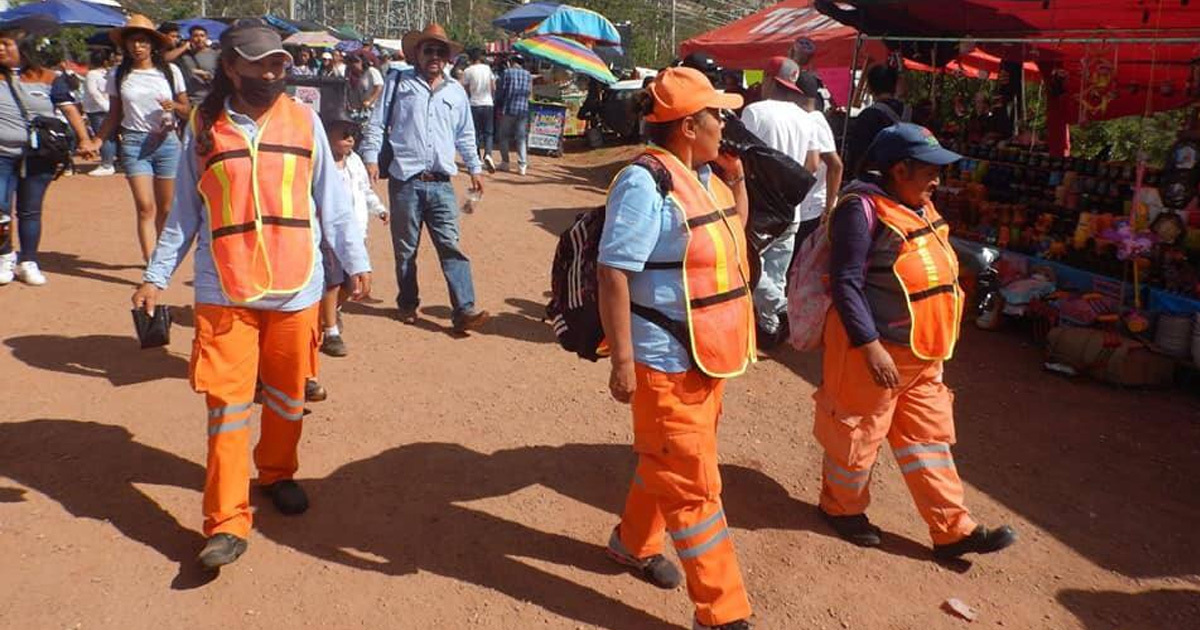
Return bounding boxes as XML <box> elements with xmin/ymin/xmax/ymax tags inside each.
<box><xmin>644</xmin><ymin>67</ymin><xmax>744</xmax><ymax>123</ymax></box>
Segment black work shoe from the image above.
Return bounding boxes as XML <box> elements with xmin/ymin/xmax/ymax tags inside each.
<box><xmin>263</xmin><ymin>480</ymin><xmax>309</xmax><ymax>515</ymax></box>
<box><xmin>304</xmin><ymin>379</ymin><xmax>327</xmax><ymax>402</ymax></box>
<box><xmin>320</xmin><ymin>334</ymin><xmax>348</xmax><ymax>357</ymax></box>
<box><xmin>819</xmin><ymin>508</ymin><xmax>883</xmax><ymax>547</ymax></box>
<box><xmin>606</xmin><ymin>528</ymin><xmax>682</xmax><ymax>589</ymax></box>
<box><xmin>933</xmin><ymin>525</ymin><xmax>1017</xmax><ymax>560</ymax></box>
<box><xmin>396</xmin><ymin>307</ymin><xmax>418</xmax><ymax>324</ymax></box>
<box><xmin>452</xmin><ymin>309</ymin><xmax>491</xmax><ymax>333</ymax></box>
<box><xmin>694</xmin><ymin>619</ymin><xmax>752</xmax><ymax>630</ymax></box>
<box><xmin>198</xmin><ymin>533</ymin><xmax>247</xmax><ymax>569</ymax></box>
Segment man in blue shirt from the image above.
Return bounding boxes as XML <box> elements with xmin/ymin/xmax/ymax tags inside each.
<box><xmin>494</xmin><ymin>54</ymin><xmax>533</xmax><ymax>175</ymax></box>
<box><xmin>361</xmin><ymin>23</ymin><xmax>490</xmax><ymax>333</ymax></box>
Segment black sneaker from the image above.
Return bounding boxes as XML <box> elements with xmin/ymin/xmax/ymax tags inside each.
<box><xmin>819</xmin><ymin>508</ymin><xmax>883</xmax><ymax>547</ymax></box>
<box><xmin>933</xmin><ymin>525</ymin><xmax>1017</xmax><ymax>560</ymax></box>
<box><xmin>304</xmin><ymin>379</ymin><xmax>327</xmax><ymax>402</ymax></box>
<box><xmin>320</xmin><ymin>334</ymin><xmax>348</xmax><ymax>357</ymax></box>
<box><xmin>694</xmin><ymin>619</ymin><xmax>752</xmax><ymax>630</ymax></box>
<box><xmin>198</xmin><ymin>533</ymin><xmax>247</xmax><ymax>569</ymax></box>
<box><xmin>262</xmin><ymin>479</ymin><xmax>309</xmax><ymax>515</ymax></box>
<box><xmin>396</xmin><ymin>307</ymin><xmax>418</xmax><ymax>325</ymax></box>
<box><xmin>605</xmin><ymin>527</ymin><xmax>682</xmax><ymax>589</ymax></box>
<box><xmin>452</xmin><ymin>309</ymin><xmax>491</xmax><ymax>334</ymax></box>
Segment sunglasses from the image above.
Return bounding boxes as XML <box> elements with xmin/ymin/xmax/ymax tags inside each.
<box><xmin>421</xmin><ymin>45</ymin><xmax>451</xmax><ymax>58</ymax></box>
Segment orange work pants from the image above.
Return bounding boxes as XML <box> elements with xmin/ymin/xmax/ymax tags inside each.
<box><xmin>813</xmin><ymin>311</ymin><xmax>977</xmax><ymax>546</ymax></box>
<box><xmin>190</xmin><ymin>303</ymin><xmax>320</xmax><ymax>538</ymax></box>
<box><xmin>616</xmin><ymin>364</ymin><xmax>751</xmax><ymax>627</ymax></box>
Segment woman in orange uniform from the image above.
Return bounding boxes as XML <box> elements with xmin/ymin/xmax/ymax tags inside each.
<box><xmin>598</xmin><ymin>67</ymin><xmax>755</xmax><ymax>630</ymax></box>
<box><xmin>815</xmin><ymin>123</ymin><xmax>1016</xmax><ymax>559</ymax></box>
<box><xmin>131</xmin><ymin>21</ymin><xmax>371</xmax><ymax>570</ymax></box>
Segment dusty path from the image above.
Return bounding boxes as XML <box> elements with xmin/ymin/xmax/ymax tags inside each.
<box><xmin>2</xmin><ymin>146</ymin><xmax>1199</xmax><ymax>630</ymax></box>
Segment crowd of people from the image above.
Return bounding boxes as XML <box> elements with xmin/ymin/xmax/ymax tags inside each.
<box><xmin>0</xmin><ymin>14</ymin><xmax>1018</xmax><ymax>630</ymax></box>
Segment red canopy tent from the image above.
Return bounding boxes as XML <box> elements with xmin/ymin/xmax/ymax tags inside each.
<box><xmin>818</xmin><ymin>0</ymin><xmax>1200</xmax><ymax>154</ymax></box>
<box><xmin>680</xmin><ymin>0</ymin><xmax>885</xmax><ymax>70</ymax></box>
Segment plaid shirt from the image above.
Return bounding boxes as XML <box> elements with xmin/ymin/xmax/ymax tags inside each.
<box><xmin>495</xmin><ymin>67</ymin><xmax>532</xmax><ymax>117</ymax></box>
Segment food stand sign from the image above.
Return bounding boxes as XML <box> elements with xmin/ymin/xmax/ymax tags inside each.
<box><xmin>528</xmin><ymin>101</ymin><xmax>567</xmax><ymax>156</ymax></box>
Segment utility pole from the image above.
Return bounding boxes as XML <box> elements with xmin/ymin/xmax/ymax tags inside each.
<box><xmin>670</xmin><ymin>0</ymin><xmax>676</xmax><ymax>58</ymax></box>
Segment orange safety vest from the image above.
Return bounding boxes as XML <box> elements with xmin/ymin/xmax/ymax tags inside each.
<box><xmin>644</xmin><ymin>147</ymin><xmax>756</xmax><ymax>378</ymax></box>
<box><xmin>195</xmin><ymin>97</ymin><xmax>316</xmax><ymax>304</ymax></box>
<box><xmin>867</xmin><ymin>194</ymin><xmax>963</xmax><ymax>361</ymax></box>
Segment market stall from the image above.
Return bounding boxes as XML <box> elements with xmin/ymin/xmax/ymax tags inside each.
<box><xmin>816</xmin><ymin>0</ymin><xmax>1200</xmax><ymax>381</ymax></box>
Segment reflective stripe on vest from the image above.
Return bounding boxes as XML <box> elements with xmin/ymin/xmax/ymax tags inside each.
<box><xmin>196</xmin><ymin>98</ymin><xmax>316</xmax><ymax>304</ymax></box>
<box><xmin>867</xmin><ymin>194</ymin><xmax>963</xmax><ymax>361</ymax></box>
<box><xmin>644</xmin><ymin>147</ymin><xmax>755</xmax><ymax>378</ymax></box>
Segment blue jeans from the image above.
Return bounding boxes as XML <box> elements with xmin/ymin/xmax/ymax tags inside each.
<box><xmin>86</xmin><ymin>112</ymin><xmax>117</xmax><ymax>167</ymax></box>
<box><xmin>471</xmin><ymin>105</ymin><xmax>494</xmax><ymax>156</ymax></box>
<box><xmin>498</xmin><ymin>113</ymin><xmax>528</xmax><ymax>166</ymax></box>
<box><xmin>387</xmin><ymin>177</ymin><xmax>477</xmax><ymax>319</ymax></box>
<box><xmin>753</xmin><ymin>221</ymin><xmax>801</xmax><ymax>334</ymax></box>
<box><xmin>119</xmin><ymin>129</ymin><xmax>181</xmax><ymax>178</ymax></box>
<box><xmin>0</xmin><ymin>155</ymin><xmax>57</xmax><ymax>263</ymax></box>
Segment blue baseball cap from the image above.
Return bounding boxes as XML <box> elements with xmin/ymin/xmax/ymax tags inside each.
<box><xmin>865</xmin><ymin>123</ymin><xmax>961</xmax><ymax>169</ymax></box>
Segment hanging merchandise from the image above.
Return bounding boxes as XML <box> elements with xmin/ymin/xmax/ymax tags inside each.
<box><xmin>1079</xmin><ymin>45</ymin><xmax>1119</xmax><ymax>123</ymax></box>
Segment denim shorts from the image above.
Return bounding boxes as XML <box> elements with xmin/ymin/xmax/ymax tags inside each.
<box><xmin>119</xmin><ymin>129</ymin><xmax>181</xmax><ymax>178</ymax></box>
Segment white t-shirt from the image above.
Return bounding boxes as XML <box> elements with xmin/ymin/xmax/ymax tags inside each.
<box><xmin>741</xmin><ymin>99</ymin><xmax>819</xmax><ymax>222</ymax></box>
<box><xmin>462</xmin><ymin>63</ymin><xmax>494</xmax><ymax>107</ymax></box>
<box><xmin>106</xmin><ymin>64</ymin><xmax>186</xmax><ymax>133</ymax></box>
<box><xmin>358</xmin><ymin>66</ymin><xmax>384</xmax><ymax>108</ymax></box>
<box><xmin>799</xmin><ymin>110</ymin><xmax>838</xmax><ymax>222</ymax></box>
<box><xmin>83</xmin><ymin>67</ymin><xmax>110</xmax><ymax>114</ymax></box>
<box><xmin>336</xmin><ymin>152</ymin><xmax>386</xmax><ymax>238</ymax></box>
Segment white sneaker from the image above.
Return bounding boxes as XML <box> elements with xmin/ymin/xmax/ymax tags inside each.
<box><xmin>88</xmin><ymin>164</ymin><xmax>116</xmax><ymax>177</ymax></box>
<box><xmin>0</xmin><ymin>252</ymin><xmax>14</xmax><ymax>285</ymax></box>
<box><xmin>483</xmin><ymin>155</ymin><xmax>496</xmax><ymax>173</ymax></box>
<box><xmin>518</xmin><ymin>164</ymin><xmax>527</xmax><ymax>176</ymax></box>
<box><xmin>498</xmin><ymin>161</ymin><xmax>511</xmax><ymax>172</ymax></box>
<box><xmin>15</xmin><ymin>261</ymin><xmax>46</xmax><ymax>285</ymax></box>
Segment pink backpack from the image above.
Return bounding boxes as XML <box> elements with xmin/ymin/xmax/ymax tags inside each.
<box><xmin>786</xmin><ymin>194</ymin><xmax>876</xmax><ymax>351</ymax></box>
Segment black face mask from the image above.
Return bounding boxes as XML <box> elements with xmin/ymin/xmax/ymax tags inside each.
<box><xmin>239</xmin><ymin>75</ymin><xmax>286</xmax><ymax>108</ymax></box>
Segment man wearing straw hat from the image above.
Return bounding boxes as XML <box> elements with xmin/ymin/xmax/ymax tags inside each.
<box><xmin>362</xmin><ymin>23</ymin><xmax>490</xmax><ymax>333</ymax></box>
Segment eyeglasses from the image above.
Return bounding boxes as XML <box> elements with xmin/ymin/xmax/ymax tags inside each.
<box><xmin>421</xmin><ymin>45</ymin><xmax>451</xmax><ymax>58</ymax></box>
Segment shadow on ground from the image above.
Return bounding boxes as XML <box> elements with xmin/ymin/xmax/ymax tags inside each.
<box><xmin>0</xmin><ymin>419</ymin><xmax>836</xmax><ymax>625</ymax></box>
<box><xmin>1058</xmin><ymin>588</ymin><xmax>1200</xmax><ymax>630</ymax></box>
<box><xmin>4</xmin><ymin>334</ymin><xmax>187</xmax><ymax>386</ymax></box>
<box><xmin>37</xmin><ymin>251</ymin><xmax>142</xmax><ymax>287</ymax></box>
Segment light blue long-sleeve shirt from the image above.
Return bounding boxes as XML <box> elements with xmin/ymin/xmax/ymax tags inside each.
<box><xmin>143</xmin><ymin>99</ymin><xmax>371</xmax><ymax>311</ymax></box>
<box><xmin>360</xmin><ymin>68</ymin><xmax>483</xmax><ymax>179</ymax></box>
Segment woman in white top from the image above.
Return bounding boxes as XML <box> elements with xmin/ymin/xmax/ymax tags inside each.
<box><xmin>83</xmin><ymin>48</ymin><xmax>118</xmax><ymax>175</ymax></box>
<box><xmin>97</xmin><ymin>14</ymin><xmax>189</xmax><ymax>263</ymax></box>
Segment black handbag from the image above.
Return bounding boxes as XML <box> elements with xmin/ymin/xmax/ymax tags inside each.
<box><xmin>131</xmin><ymin>305</ymin><xmax>172</xmax><ymax>349</ymax></box>
<box><xmin>3</xmin><ymin>73</ymin><xmax>72</xmax><ymax>173</ymax></box>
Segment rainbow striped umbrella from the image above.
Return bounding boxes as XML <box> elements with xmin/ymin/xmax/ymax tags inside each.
<box><xmin>513</xmin><ymin>35</ymin><xmax>616</xmax><ymax>85</ymax></box>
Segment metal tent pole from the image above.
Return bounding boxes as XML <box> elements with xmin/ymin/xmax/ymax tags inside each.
<box><xmin>840</xmin><ymin>34</ymin><xmax>863</xmax><ymax>165</ymax></box>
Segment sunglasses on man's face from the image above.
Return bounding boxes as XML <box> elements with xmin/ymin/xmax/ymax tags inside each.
<box><xmin>421</xmin><ymin>45</ymin><xmax>450</xmax><ymax>58</ymax></box>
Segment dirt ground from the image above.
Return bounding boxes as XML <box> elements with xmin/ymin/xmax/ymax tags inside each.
<box><xmin>2</xmin><ymin>145</ymin><xmax>1200</xmax><ymax>630</ymax></box>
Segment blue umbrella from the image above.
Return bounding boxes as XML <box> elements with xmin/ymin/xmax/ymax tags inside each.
<box><xmin>528</xmin><ymin>5</ymin><xmax>621</xmax><ymax>47</ymax></box>
<box><xmin>0</xmin><ymin>0</ymin><xmax>125</xmax><ymax>28</ymax></box>
<box><xmin>176</xmin><ymin>18</ymin><xmax>228</xmax><ymax>40</ymax></box>
<box><xmin>492</xmin><ymin>0</ymin><xmax>561</xmax><ymax>34</ymax></box>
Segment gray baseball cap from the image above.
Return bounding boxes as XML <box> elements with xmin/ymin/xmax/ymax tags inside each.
<box><xmin>222</xmin><ymin>22</ymin><xmax>292</xmax><ymax>62</ymax></box>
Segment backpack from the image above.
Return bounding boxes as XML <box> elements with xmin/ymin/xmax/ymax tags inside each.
<box><xmin>785</xmin><ymin>193</ymin><xmax>876</xmax><ymax>352</ymax></box>
<box><xmin>546</xmin><ymin>154</ymin><xmax>687</xmax><ymax>361</ymax></box>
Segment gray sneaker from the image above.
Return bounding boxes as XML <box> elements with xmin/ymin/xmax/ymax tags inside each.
<box><xmin>198</xmin><ymin>533</ymin><xmax>247</xmax><ymax>569</ymax></box>
<box><xmin>605</xmin><ymin>527</ymin><xmax>682</xmax><ymax>589</ymax></box>
<box><xmin>321</xmin><ymin>333</ymin><xmax>347</xmax><ymax>357</ymax></box>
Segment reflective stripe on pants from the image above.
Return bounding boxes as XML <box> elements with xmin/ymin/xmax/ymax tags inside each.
<box><xmin>617</xmin><ymin>364</ymin><xmax>751</xmax><ymax>627</ymax></box>
<box><xmin>812</xmin><ymin>311</ymin><xmax>977</xmax><ymax>546</ymax></box>
<box><xmin>190</xmin><ymin>303</ymin><xmax>319</xmax><ymax>538</ymax></box>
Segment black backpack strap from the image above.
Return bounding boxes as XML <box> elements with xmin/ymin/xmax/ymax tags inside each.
<box><xmin>631</xmin><ymin>302</ymin><xmax>690</xmax><ymax>348</ymax></box>
<box><xmin>382</xmin><ymin>69</ymin><xmax>402</xmax><ymax>138</ymax></box>
<box><xmin>630</xmin><ymin>152</ymin><xmax>673</xmax><ymax>196</ymax></box>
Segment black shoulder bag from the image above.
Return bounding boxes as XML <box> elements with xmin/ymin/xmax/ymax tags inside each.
<box><xmin>376</xmin><ymin>70</ymin><xmax>403</xmax><ymax>178</ymax></box>
<box><xmin>3</xmin><ymin>73</ymin><xmax>72</xmax><ymax>175</ymax></box>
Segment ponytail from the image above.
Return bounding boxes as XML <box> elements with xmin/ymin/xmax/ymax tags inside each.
<box><xmin>193</xmin><ymin>50</ymin><xmax>236</xmax><ymax>156</ymax></box>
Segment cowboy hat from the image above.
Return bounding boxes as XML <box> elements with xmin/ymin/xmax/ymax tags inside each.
<box><xmin>400</xmin><ymin>23</ymin><xmax>461</xmax><ymax>63</ymax></box>
<box><xmin>110</xmin><ymin>14</ymin><xmax>172</xmax><ymax>50</ymax></box>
